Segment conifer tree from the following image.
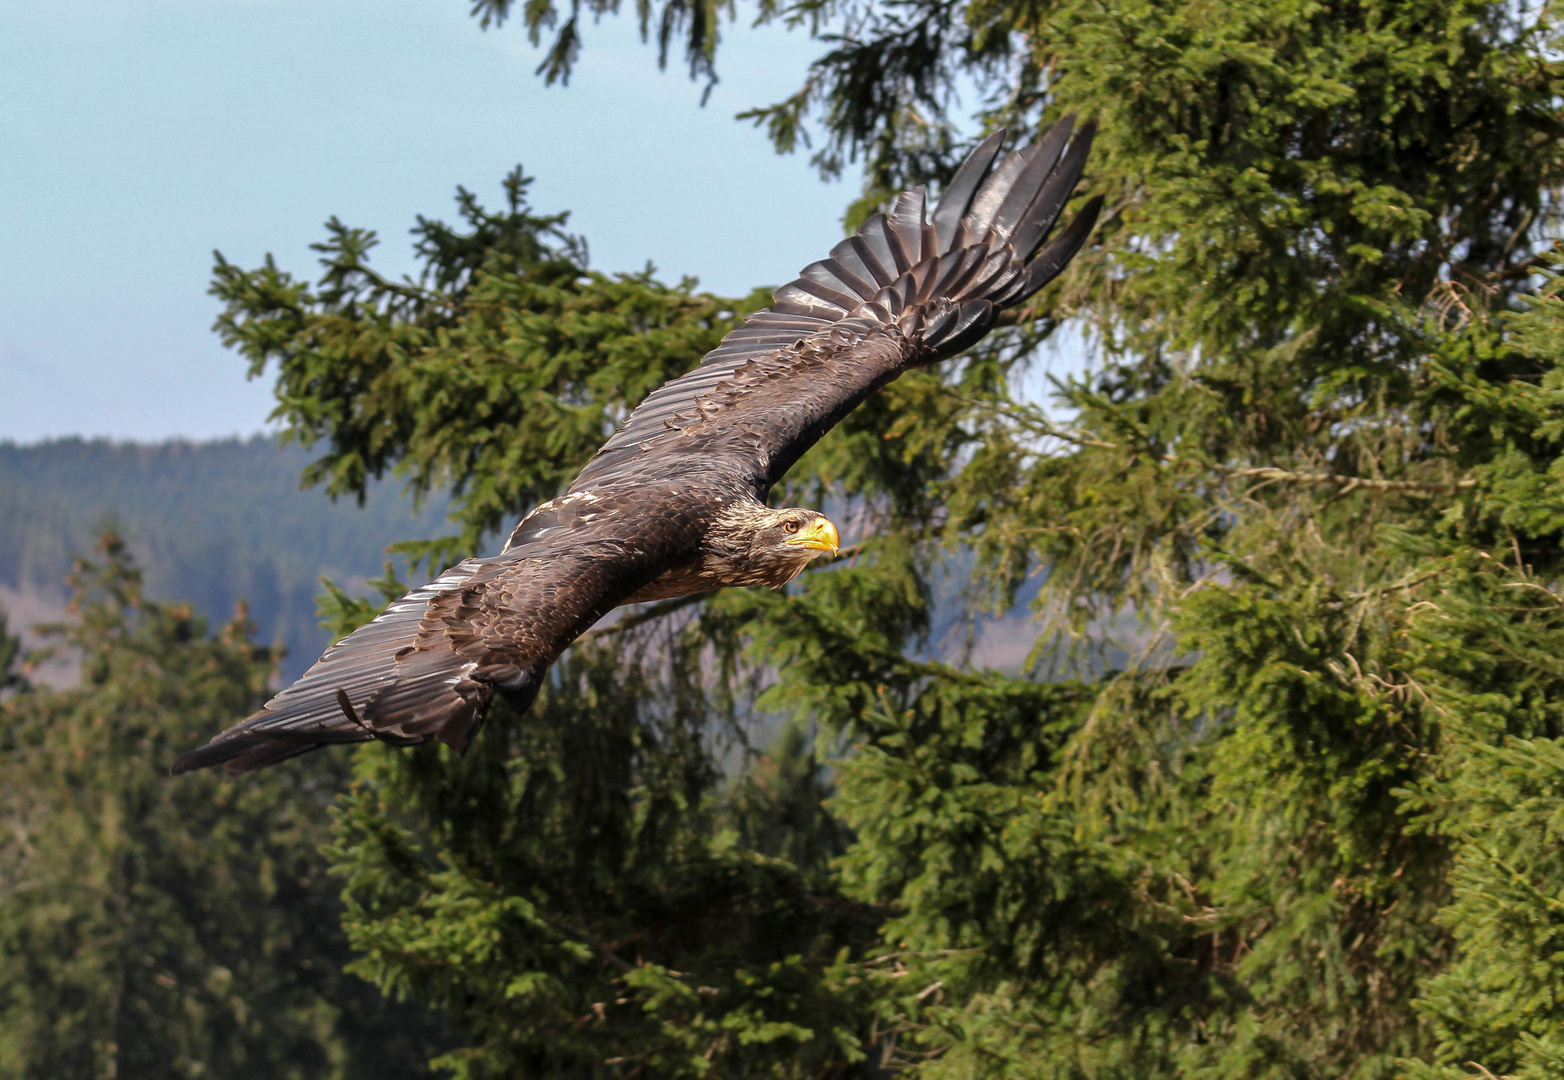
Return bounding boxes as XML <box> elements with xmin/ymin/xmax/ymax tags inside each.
<box><xmin>213</xmin><ymin>173</ymin><xmax>882</xmax><ymax>1078</ymax></box>
<box><xmin>0</xmin><ymin>535</ymin><xmax>445</xmax><ymax>1079</ymax></box>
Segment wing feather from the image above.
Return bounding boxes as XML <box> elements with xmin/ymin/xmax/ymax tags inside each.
<box><xmin>988</xmin><ymin>117</ymin><xmax>1075</xmax><ymax>244</ymax></box>
<box><xmin>993</xmin><ymin>195</ymin><xmax>1104</xmax><ymax>307</ymax></box>
<box><xmin>923</xmin><ymin>298</ymin><xmax>997</xmax><ymax>358</ymax></box>
<box><xmin>932</xmin><ymin>130</ymin><xmax>1007</xmax><ymax>249</ymax></box>
<box><xmin>172</xmin><ymin>521</ymin><xmax>665</xmax><ymax>775</ymax></box>
<box><xmin>788</xmin><ymin>275</ymin><xmax>861</xmax><ymax>310</ymax></box>
<box><xmin>808</xmin><ymin>258</ymin><xmax>878</xmax><ymax>299</ymax></box>
<box><xmin>886</xmin><ymin>187</ymin><xmax>928</xmax><ymax>266</ymax></box>
<box><xmin>841</xmin><ymin>234</ymin><xmax>896</xmax><ymax>287</ymax></box>
<box><xmin>569</xmin><ymin>118</ymin><xmax>1100</xmax><ymax>495</ymax></box>
<box><xmin>1010</xmin><ymin>120</ymin><xmax>1098</xmax><ymax>259</ymax></box>
<box><xmin>957</xmin><ymin>148</ymin><xmax>1029</xmax><ymax>246</ymax></box>
<box><xmin>773</xmin><ymin>281</ymin><xmax>854</xmax><ymax>318</ymax></box>
<box><xmin>721</xmin><ymin>311</ymin><xmax>828</xmax><ymax>335</ymax></box>
<box><xmin>858</xmin><ymin>213</ymin><xmax>907</xmax><ymax>278</ymax></box>
<box><xmin>923</xmin><ymin>247</ymin><xmax>989</xmax><ymax>302</ymax></box>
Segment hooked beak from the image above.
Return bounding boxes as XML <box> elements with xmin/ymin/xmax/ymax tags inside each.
<box><xmin>786</xmin><ymin>517</ymin><xmax>841</xmax><ymax>556</ymax></box>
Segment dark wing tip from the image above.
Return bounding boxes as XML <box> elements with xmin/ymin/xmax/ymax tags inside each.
<box><xmin>991</xmin><ymin>194</ymin><xmax>1104</xmax><ymax>309</ymax></box>
<box><xmin>986</xmin><ymin>117</ymin><xmax>1076</xmax><ymax>245</ymax></box>
<box><xmin>932</xmin><ymin>128</ymin><xmax>1009</xmax><ymax>249</ymax></box>
<box><xmin>1007</xmin><ymin>119</ymin><xmax>1097</xmax><ymax>260</ymax></box>
<box><xmin>170</xmin><ymin>730</ymin><xmax>327</xmax><ymax>776</ymax></box>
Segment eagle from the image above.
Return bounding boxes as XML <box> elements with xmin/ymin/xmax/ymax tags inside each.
<box><xmin>172</xmin><ymin>120</ymin><xmax>1102</xmax><ymax>776</ymax></box>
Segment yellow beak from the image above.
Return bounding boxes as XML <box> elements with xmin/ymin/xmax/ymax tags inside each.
<box><xmin>786</xmin><ymin>517</ymin><xmax>840</xmax><ymax>555</ymax></box>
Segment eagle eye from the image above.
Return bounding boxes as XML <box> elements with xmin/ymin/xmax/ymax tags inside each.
<box><xmin>783</xmin><ymin>520</ymin><xmax>800</xmax><ymax>534</ymax></box>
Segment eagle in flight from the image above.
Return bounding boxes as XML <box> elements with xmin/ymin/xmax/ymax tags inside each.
<box><xmin>173</xmin><ymin>120</ymin><xmax>1102</xmax><ymax>775</ymax></box>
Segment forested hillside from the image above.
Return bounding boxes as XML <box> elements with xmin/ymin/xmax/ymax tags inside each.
<box><xmin>0</xmin><ymin>436</ymin><xmax>451</xmax><ymax>679</ymax></box>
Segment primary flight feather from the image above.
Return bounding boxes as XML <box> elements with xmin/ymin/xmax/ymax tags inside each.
<box><xmin>172</xmin><ymin>120</ymin><xmax>1103</xmax><ymax>776</ymax></box>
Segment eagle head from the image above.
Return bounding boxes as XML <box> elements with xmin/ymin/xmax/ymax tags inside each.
<box><xmin>706</xmin><ymin>504</ymin><xmax>841</xmax><ymax>590</ymax></box>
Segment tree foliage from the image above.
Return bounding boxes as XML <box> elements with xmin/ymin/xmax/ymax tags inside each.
<box><xmin>0</xmin><ymin>536</ymin><xmax>446</xmax><ymax>1079</ymax></box>
<box><xmin>211</xmin><ymin>169</ymin><xmax>763</xmax><ymax>571</ymax></box>
<box><xmin>208</xmin><ymin>0</ymin><xmax>1564</xmax><ymax>1075</ymax></box>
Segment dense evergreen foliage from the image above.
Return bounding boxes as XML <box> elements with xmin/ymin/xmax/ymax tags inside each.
<box><xmin>0</xmin><ymin>535</ymin><xmax>448</xmax><ymax>1077</ymax></box>
<box><xmin>6</xmin><ymin>0</ymin><xmax>1564</xmax><ymax>1075</ymax></box>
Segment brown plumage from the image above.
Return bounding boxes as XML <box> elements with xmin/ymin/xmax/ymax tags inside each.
<box><xmin>171</xmin><ymin>120</ymin><xmax>1102</xmax><ymax>776</ymax></box>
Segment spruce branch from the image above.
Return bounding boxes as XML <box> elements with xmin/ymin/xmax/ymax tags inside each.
<box><xmin>1218</xmin><ymin>466</ymin><xmax>1477</xmax><ymax>493</ymax></box>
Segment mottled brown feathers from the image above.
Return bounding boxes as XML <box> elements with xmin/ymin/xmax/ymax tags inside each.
<box><xmin>171</xmin><ymin>121</ymin><xmax>1100</xmax><ymax>776</ymax></box>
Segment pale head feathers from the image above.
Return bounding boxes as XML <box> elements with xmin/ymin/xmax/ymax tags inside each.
<box><xmin>702</xmin><ymin>503</ymin><xmax>841</xmax><ymax>590</ymax></box>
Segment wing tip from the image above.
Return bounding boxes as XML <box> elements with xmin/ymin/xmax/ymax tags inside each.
<box><xmin>170</xmin><ymin>731</ymin><xmax>324</xmax><ymax>776</ymax></box>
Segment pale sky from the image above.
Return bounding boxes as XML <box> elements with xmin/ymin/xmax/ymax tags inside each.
<box><xmin>0</xmin><ymin>0</ymin><xmax>858</xmax><ymax>442</ymax></box>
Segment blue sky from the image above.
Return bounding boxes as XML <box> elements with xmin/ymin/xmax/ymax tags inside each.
<box><xmin>0</xmin><ymin>0</ymin><xmax>858</xmax><ymax>442</ymax></box>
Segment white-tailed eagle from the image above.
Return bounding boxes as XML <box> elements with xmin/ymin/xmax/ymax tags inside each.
<box><xmin>173</xmin><ymin>121</ymin><xmax>1102</xmax><ymax>775</ymax></box>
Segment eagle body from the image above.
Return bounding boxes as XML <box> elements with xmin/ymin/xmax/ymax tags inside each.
<box><xmin>173</xmin><ymin>121</ymin><xmax>1103</xmax><ymax>776</ymax></box>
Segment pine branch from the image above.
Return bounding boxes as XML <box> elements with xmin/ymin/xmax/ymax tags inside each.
<box><xmin>1220</xmin><ymin>466</ymin><xmax>1477</xmax><ymax>493</ymax></box>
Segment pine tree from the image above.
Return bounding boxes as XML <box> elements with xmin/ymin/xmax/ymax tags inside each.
<box><xmin>1393</xmin><ymin>269</ymin><xmax>1564</xmax><ymax>1079</ymax></box>
<box><xmin>0</xmin><ymin>535</ymin><xmax>446</xmax><ymax>1079</ymax></box>
<box><xmin>214</xmin><ymin>173</ymin><xmax>883</xmax><ymax>1078</ymax></box>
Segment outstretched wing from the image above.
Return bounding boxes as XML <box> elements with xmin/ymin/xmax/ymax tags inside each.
<box><xmin>569</xmin><ymin>119</ymin><xmax>1102</xmax><ymax>495</ymax></box>
<box><xmin>171</xmin><ymin>513</ymin><xmax>667</xmax><ymax>775</ymax></box>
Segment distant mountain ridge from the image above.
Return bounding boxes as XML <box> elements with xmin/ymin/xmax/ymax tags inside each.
<box><xmin>0</xmin><ymin>436</ymin><xmax>453</xmax><ymax>680</ymax></box>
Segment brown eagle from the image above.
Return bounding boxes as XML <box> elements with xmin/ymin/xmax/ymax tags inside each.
<box><xmin>172</xmin><ymin>121</ymin><xmax>1102</xmax><ymax>775</ymax></box>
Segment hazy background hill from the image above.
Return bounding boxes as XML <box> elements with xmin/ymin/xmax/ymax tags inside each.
<box><xmin>0</xmin><ymin>438</ymin><xmax>1052</xmax><ymax>690</ymax></box>
<box><xmin>0</xmin><ymin>436</ymin><xmax>452</xmax><ymax>681</ymax></box>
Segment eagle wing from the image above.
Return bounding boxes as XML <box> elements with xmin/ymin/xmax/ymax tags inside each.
<box><xmin>569</xmin><ymin>119</ymin><xmax>1102</xmax><ymax>495</ymax></box>
<box><xmin>170</xmin><ymin>498</ymin><xmax>678</xmax><ymax>774</ymax></box>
